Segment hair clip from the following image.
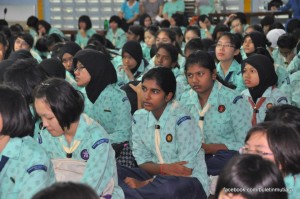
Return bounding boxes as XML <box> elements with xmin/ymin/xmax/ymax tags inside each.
<box><xmin>41</xmin><ymin>83</ymin><xmax>50</xmax><ymax>86</ymax></box>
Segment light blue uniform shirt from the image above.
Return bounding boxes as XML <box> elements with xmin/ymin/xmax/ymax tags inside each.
<box><xmin>216</xmin><ymin>59</ymin><xmax>246</xmax><ymax>92</ymax></box>
<box><xmin>75</xmin><ymin>28</ymin><xmax>97</xmax><ymax>48</ymax></box>
<box><xmin>38</xmin><ymin>114</ymin><xmax>124</xmax><ymax>198</ymax></box>
<box><xmin>287</xmin><ymin>51</ymin><xmax>300</xmax><ymax>74</ymax></box>
<box><xmin>280</xmin><ymin>71</ymin><xmax>300</xmax><ymax>108</ymax></box>
<box><xmin>121</xmin><ymin>1</ymin><xmax>139</xmax><ymax>20</ymax></box>
<box><xmin>116</xmin><ymin>60</ymin><xmax>148</xmax><ymax>87</ymax></box>
<box><xmin>162</xmin><ymin>0</ymin><xmax>185</xmax><ymax>18</ymax></box>
<box><xmin>195</xmin><ymin>0</ymin><xmax>215</xmax><ymax>15</ymax></box>
<box><xmin>142</xmin><ymin>44</ymin><xmax>151</xmax><ymax>62</ymax></box>
<box><xmin>106</xmin><ymin>28</ymin><xmax>127</xmax><ymax>49</ymax></box>
<box><xmin>276</xmin><ymin>65</ymin><xmax>290</xmax><ymax>88</ymax></box>
<box><xmin>48</xmin><ymin>27</ymin><xmax>64</xmax><ymax>38</ymax></box>
<box><xmin>30</xmin><ymin>49</ymin><xmax>43</xmax><ymax>63</ymax></box>
<box><xmin>272</xmin><ymin>47</ymin><xmax>297</xmax><ymax>68</ymax></box>
<box><xmin>132</xmin><ymin>101</ymin><xmax>209</xmax><ymax>196</ymax></box>
<box><xmin>285</xmin><ymin>174</ymin><xmax>300</xmax><ymax>199</ymax></box>
<box><xmin>179</xmin><ymin>81</ymin><xmax>252</xmax><ymax>150</ymax></box>
<box><xmin>0</xmin><ymin>136</ymin><xmax>55</xmax><ymax>199</ymax></box>
<box><xmin>241</xmin><ymin>86</ymin><xmax>289</xmax><ymax>124</ymax></box>
<box><xmin>200</xmin><ymin>25</ymin><xmax>215</xmax><ymax>39</ymax></box>
<box><xmin>83</xmin><ymin>84</ymin><xmax>132</xmax><ymax>144</ymax></box>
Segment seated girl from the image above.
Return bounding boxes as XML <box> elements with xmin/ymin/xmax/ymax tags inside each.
<box><xmin>0</xmin><ymin>85</ymin><xmax>55</xmax><ymax>198</ymax></box>
<box><xmin>105</xmin><ymin>15</ymin><xmax>127</xmax><ymax>50</ymax></box>
<box><xmin>215</xmin><ymin>32</ymin><xmax>246</xmax><ymax>92</ymax></box>
<box><xmin>118</xmin><ymin>67</ymin><xmax>209</xmax><ymax>198</ymax></box>
<box><xmin>75</xmin><ymin>15</ymin><xmax>97</xmax><ymax>48</ymax></box>
<box><xmin>33</xmin><ymin>78</ymin><xmax>124</xmax><ymax>198</ymax></box>
<box><xmin>241</xmin><ymin>54</ymin><xmax>289</xmax><ymax>126</ymax></box>
<box><xmin>179</xmin><ymin>51</ymin><xmax>252</xmax><ymax>189</ymax></box>
<box><xmin>73</xmin><ymin>49</ymin><xmax>133</xmax><ymax>167</ymax></box>
<box><xmin>116</xmin><ymin>40</ymin><xmax>148</xmax><ymax>86</ymax></box>
<box><xmin>242</xmin><ymin>121</ymin><xmax>300</xmax><ymax>199</ymax></box>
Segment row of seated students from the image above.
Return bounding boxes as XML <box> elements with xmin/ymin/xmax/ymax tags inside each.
<box><xmin>0</xmin><ymin>10</ymin><xmax>300</xmax><ymax>199</ymax></box>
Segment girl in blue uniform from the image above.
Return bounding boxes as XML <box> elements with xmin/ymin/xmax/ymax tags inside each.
<box><xmin>73</xmin><ymin>49</ymin><xmax>133</xmax><ymax>167</ymax></box>
<box><xmin>215</xmin><ymin>32</ymin><xmax>246</xmax><ymax>92</ymax></box>
<box><xmin>118</xmin><ymin>67</ymin><xmax>209</xmax><ymax>198</ymax></box>
<box><xmin>106</xmin><ymin>15</ymin><xmax>127</xmax><ymax>50</ymax></box>
<box><xmin>75</xmin><ymin>15</ymin><xmax>97</xmax><ymax>48</ymax></box>
<box><xmin>37</xmin><ymin>20</ymin><xmax>64</xmax><ymax>38</ymax></box>
<box><xmin>142</xmin><ymin>25</ymin><xmax>158</xmax><ymax>61</ymax></box>
<box><xmin>242</xmin><ymin>121</ymin><xmax>300</xmax><ymax>199</ymax></box>
<box><xmin>0</xmin><ymin>85</ymin><xmax>55</xmax><ymax>199</ymax></box>
<box><xmin>58</xmin><ymin>42</ymin><xmax>82</xmax><ymax>89</ymax></box>
<box><xmin>117</xmin><ymin>40</ymin><xmax>148</xmax><ymax>86</ymax></box>
<box><xmin>241</xmin><ymin>54</ymin><xmax>289</xmax><ymax>126</ymax></box>
<box><xmin>33</xmin><ymin>78</ymin><xmax>124</xmax><ymax>198</ymax></box>
<box><xmin>242</xmin><ymin>31</ymin><xmax>288</xmax><ymax>88</ymax></box>
<box><xmin>179</xmin><ymin>51</ymin><xmax>252</xmax><ymax>179</ymax></box>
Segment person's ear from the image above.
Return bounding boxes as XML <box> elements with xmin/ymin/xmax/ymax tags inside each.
<box><xmin>165</xmin><ymin>92</ymin><xmax>173</xmax><ymax>102</ymax></box>
<box><xmin>212</xmin><ymin>69</ymin><xmax>217</xmax><ymax>80</ymax></box>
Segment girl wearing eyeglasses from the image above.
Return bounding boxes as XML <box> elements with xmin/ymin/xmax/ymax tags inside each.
<box><xmin>58</xmin><ymin>42</ymin><xmax>82</xmax><ymax>89</ymax></box>
<box><xmin>242</xmin><ymin>121</ymin><xmax>300</xmax><ymax>199</ymax></box>
<box><xmin>215</xmin><ymin>32</ymin><xmax>246</xmax><ymax>92</ymax></box>
<box><xmin>179</xmin><ymin>50</ymin><xmax>252</xmax><ymax>194</ymax></box>
<box><xmin>73</xmin><ymin>49</ymin><xmax>134</xmax><ymax>167</ymax></box>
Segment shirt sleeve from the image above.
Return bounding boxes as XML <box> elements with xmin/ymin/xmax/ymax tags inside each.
<box><xmin>80</xmin><ymin>134</ymin><xmax>117</xmax><ymax>196</ymax></box>
<box><xmin>227</xmin><ymin>96</ymin><xmax>252</xmax><ymax>150</ymax></box>
<box><xmin>175</xmin><ymin>114</ymin><xmax>202</xmax><ymax>168</ymax></box>
<box><xmin>177</xmin><ymin>0</ymin><xmax>185</xmax><ymax>12</ymax></box>
<box><xmin>109</xmin><ymin>91</ymin><xmax>132</xmax><ymax>143</ymax></box>
<box><xmin>131</xmin><ymin>114</ymin><xmax>154</xmax><ymax>165</ymax></box>
<box><xmin>20</xmin><ymin>156</ymin><xmax>55</xmax><ymax>198</ymax></box>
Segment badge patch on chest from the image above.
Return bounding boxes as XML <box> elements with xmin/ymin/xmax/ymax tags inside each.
<box><xmin>166</xmin><ymin>134</ymin><xmax>173</xmax><ymax>142</ymax></box>
<box><xmin>266</xmin><ymin>103</ymin><xmax>273</xmax><ymax>109</ymax></box>
<box><xmin>81</xmin><ymin>149</ymin><xmax>89</xmax><ymax>160</ymax></box>
<box><xmin>218</xmin><ymin>105</ymin><xmax>226</xmax><ymax>113</ymax></box>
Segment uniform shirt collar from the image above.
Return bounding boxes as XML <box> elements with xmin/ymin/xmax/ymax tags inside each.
<box><xmin>147</xmin><ymin>102</ymin><xmax>172</xmax><ymax>128</ymax></box>
<box><xmin>1</xmin><ymin>137</ymin><xmax>22</xmax><ymax>159</ymax></box>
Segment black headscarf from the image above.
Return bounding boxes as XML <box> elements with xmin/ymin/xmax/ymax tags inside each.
<box><xmin>59</xmin><ymin>41</ymin><xmax>82</xmax><ymax>60</ymax></box>
<box><xmin>38</xmin><ymin>58</ymin><xmax>66</xmax><ymax>79</ymax></box>
<box><xmin>242</xmin><ymin>54</ymin><xmax>278</xmax><ymax>103</ymax></box>
<box><xmin>73</xmin><ymin>49</ymin><xmax>117</xmax><ymax>104</ymax></box>
<box><xmin>244</xmin><ymin>31</ymin><xmax>270</xmax><ymax>56</ymax></box>
<box><xmin>122</xmin><ymin>41</ymin><xmax>143</xmax><ymax>75</ymax></box>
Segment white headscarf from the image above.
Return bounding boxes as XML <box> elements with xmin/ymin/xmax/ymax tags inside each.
<box><xmin>266</xmin><ymin>28</ymin><xmax>286</xmax><ymax>48</ymax></box>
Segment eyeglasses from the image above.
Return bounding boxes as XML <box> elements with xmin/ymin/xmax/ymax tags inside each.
<box><xmin>74</xmin><ymin>66</ymin><xmax>86</xmax><ymax>72</ymax></box>
<box><xmin>216</xmin><ymin>43</ymin><xmax>235</xmax><ymax>49</ymax></box>
<box><xmin>240</xmin><ymin>146</ymin><xmax>273</xmax><ymax>156</ymax></box>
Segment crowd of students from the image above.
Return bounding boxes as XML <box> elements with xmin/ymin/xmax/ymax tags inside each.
<box><xmin>0</xmin><ymin>0</ymin><xmax>300</xmax><ymax>198</ymax></box>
